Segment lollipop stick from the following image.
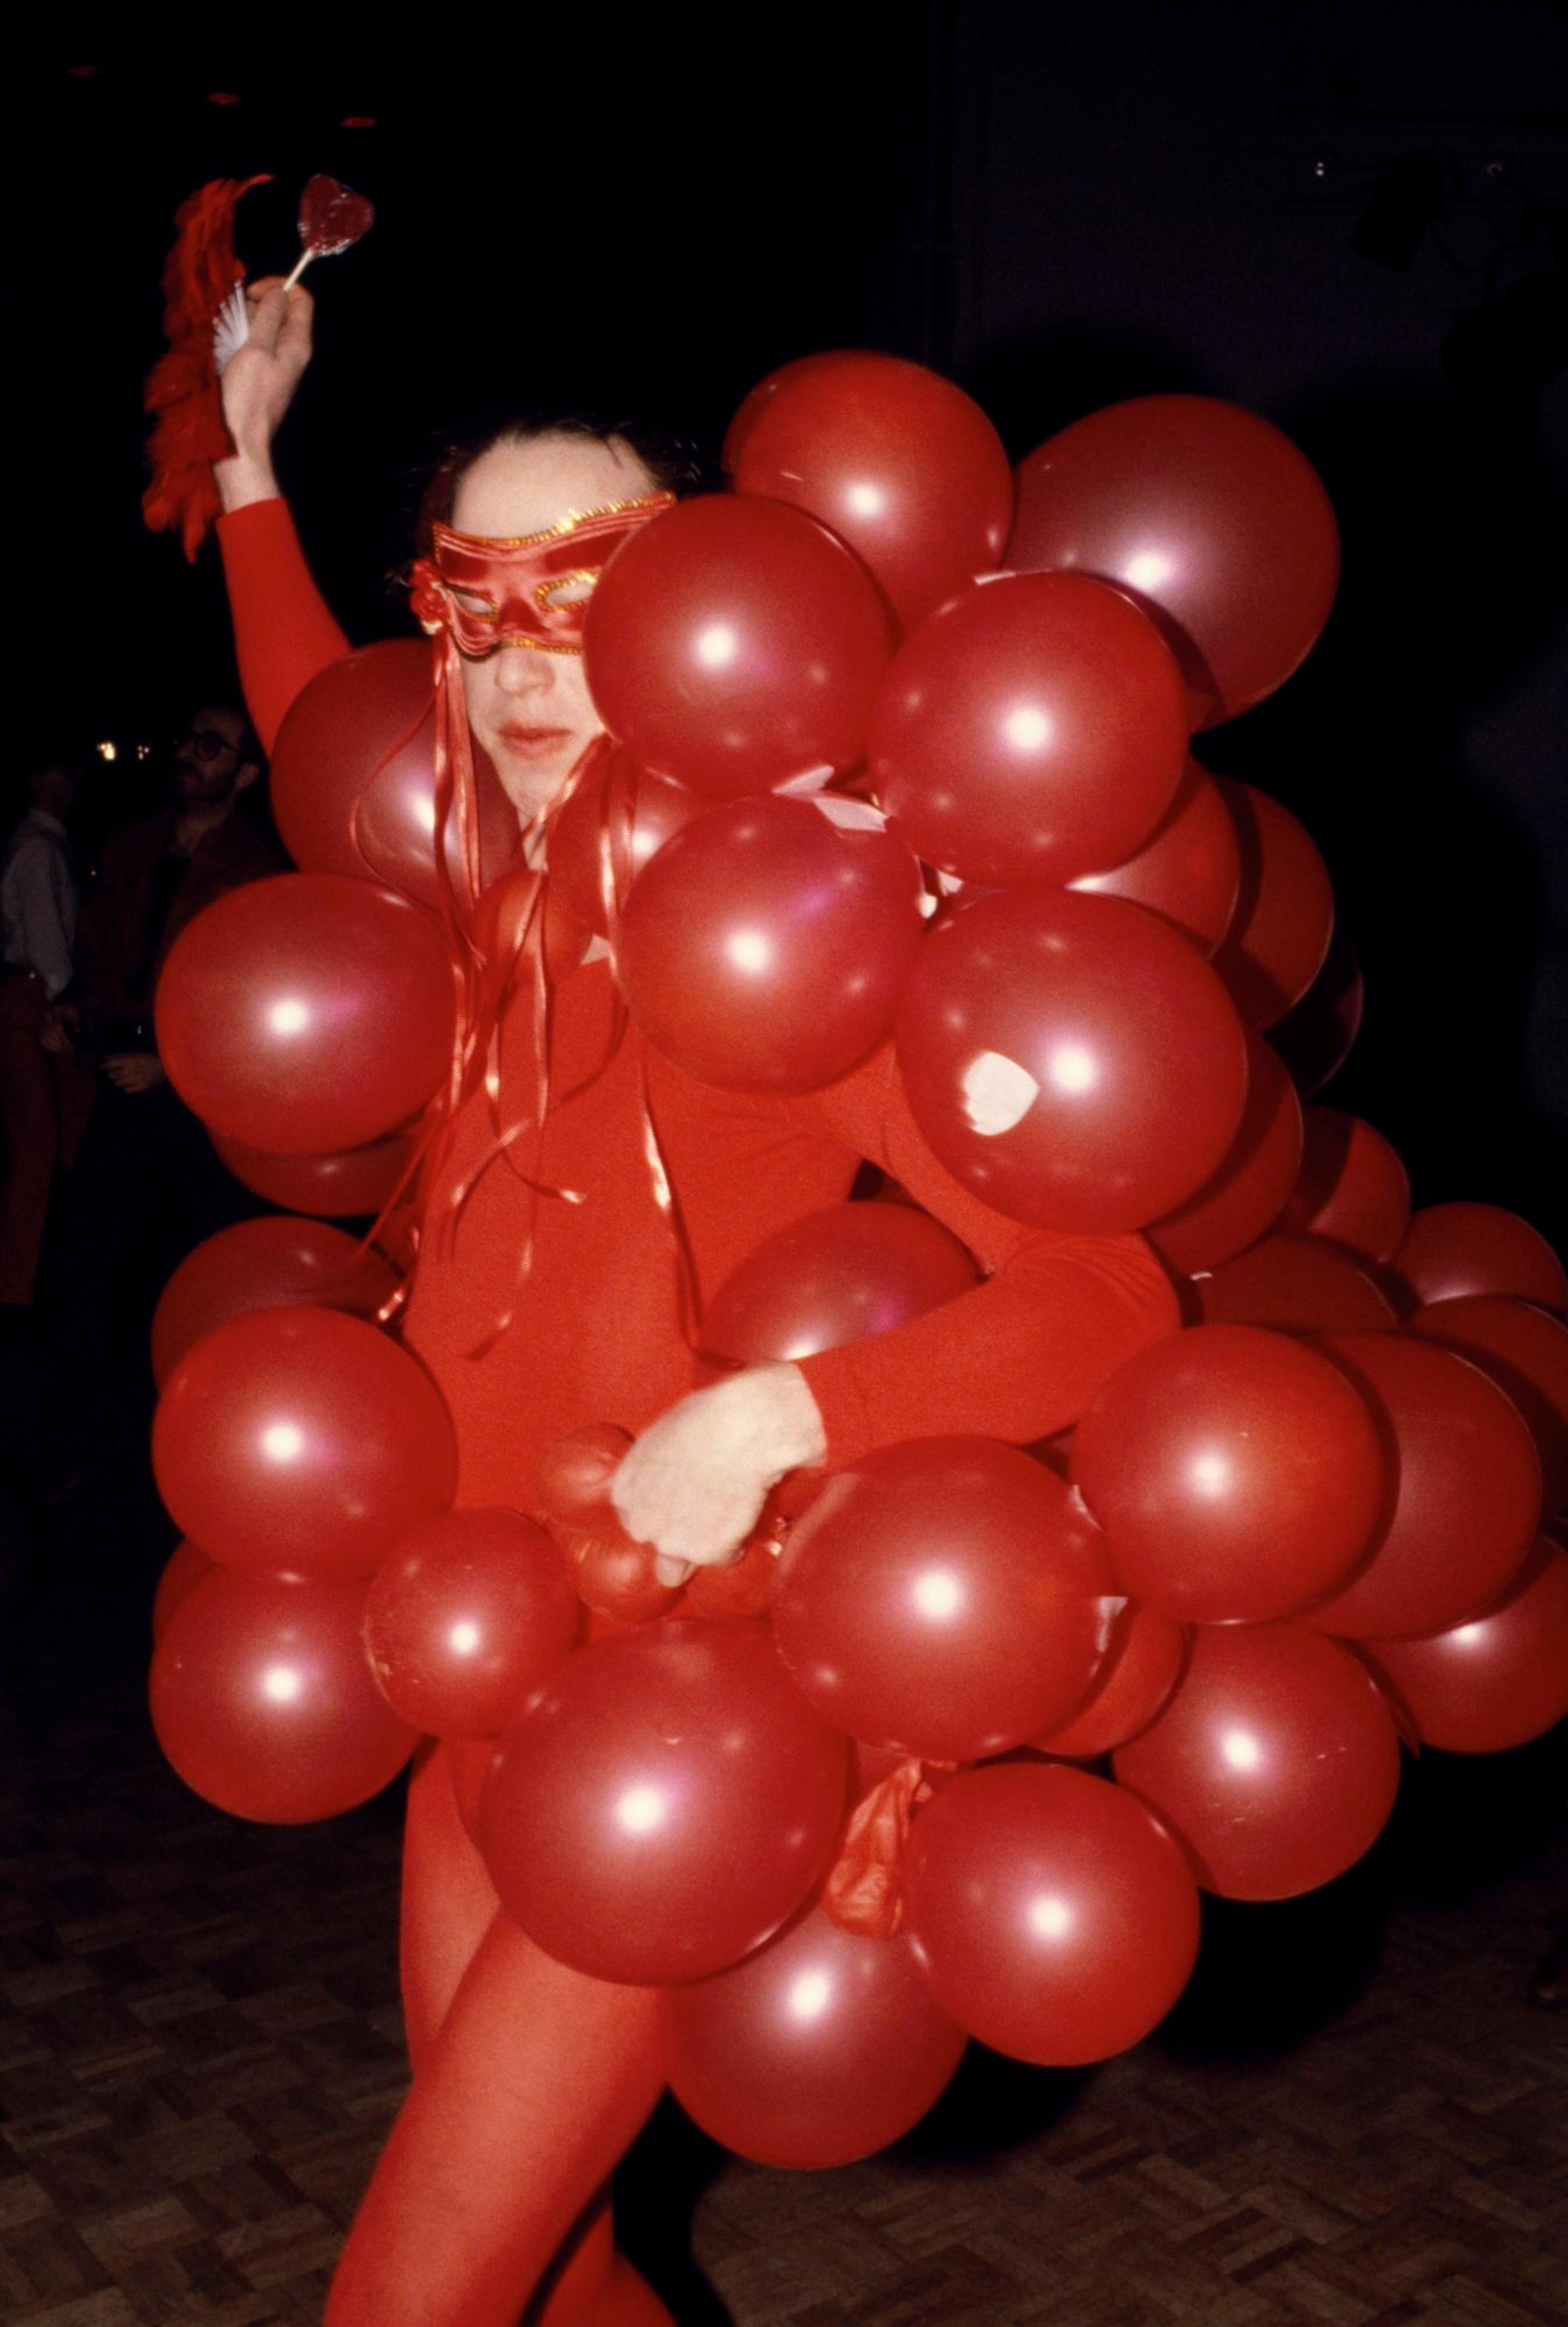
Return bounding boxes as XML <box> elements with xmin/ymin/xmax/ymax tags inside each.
<box><xmin>282</xmin><ymin>249</ymin><xmax>315</xmax><ymax>292</ymax></box>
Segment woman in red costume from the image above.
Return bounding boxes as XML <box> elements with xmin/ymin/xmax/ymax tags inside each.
<box><xmin>211</xmin><ymin>283</ymin><xmax>1180</xmax><ymax>2327</ymax></box>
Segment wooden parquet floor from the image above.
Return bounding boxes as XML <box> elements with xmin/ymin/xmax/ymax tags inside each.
<box><xmin>2</xmin><ymin>1467</ymin><xmax>1565</xmax><ymax>2327</ymax></box>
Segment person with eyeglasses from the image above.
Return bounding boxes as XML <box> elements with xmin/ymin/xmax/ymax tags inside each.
<box><xmin>47</xmin><ymin>703</ymin><xmax>272</xmax><ymax>1091</ymax></box>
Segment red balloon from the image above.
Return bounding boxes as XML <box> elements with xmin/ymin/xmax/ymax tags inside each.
<box><xmin>871</xmin><ymin>573</ymin><xmax>1188</xmax><ymax>890</ymax></box>
<box><xmin>1389</xmin><ymin>1203</ymin><xmax>1568</xmax><ymax>1318</ymax></box>
<box><xmin>1192</xmin><ymin>1232</ymin><xmax>1398</xmax><ymax>1334</ymax></box>
<box><xmin>702</xmin><ymin>1200</ymin><xmax>979</xmax><ymax>1364</ymax></box>
<box><xmin>582</xmin><ymin>495</ymin><xmax>895</xmax><ymax>797</ymax></box>
<box><xmin>153</xmin><ymin>1306</ymin><xmax>458</xmax><ymax>1582</ymax></box>
<box><xmin>1411</xmin><ymin>1295</ymin><xmax>1568</xmax><ymax>1519</ymax></box>
<box><xmin>905</xmin><ymin>1763</ymin><xmax>1201</xmax><ymax>2064</ymax></box>
<box><xmin>728</xmin><ymin>350</ymin><xmax>1013</xmax><ymax>630</ymax></box>
<box><xmin>466</xmin><ymin>862</ymin><xmax>595</xmax><ymax>1006</ymax></box>
<box><xmin>270</xmin><ymin>642</ymin><xmax>524</xmax><ymax>913</ymax></box>
<box><xmin>617</xmin><ymin>796</ymin><xmax>925</xmax><ymax>1093</ymax></box>
<box><xmin>895</xmin><ymin>889</ymin><xmax>1248</xmax><ymax>1232</ymax></box>
<box><xmin>1032</xmin><ymin>1603</ymin><xmax>1189</xmax><ymax>1758</ymax></box>
<box><xmin>151</xmin><ymin>1215</ymin><xmax>400</xmax><ymax>1387</ymax></box>
<box><xmin>212</xmin><ymin>1127</ymin><xmax>422</xmax><ymax>1219</ymax></box>
<box><xmin>1071</xmin><ymin>758</ymin><xmax>1242</xmax><ymax>954</ymax></box>
<box><xmin>1114</xmin><ymin>1624</ymin><xmax>1402</xmax><ymax>1900</ymax></box>
<box><xmin>1008</xmin><ymin>395</ymin><xmax>1340</xmax><ymax>727</ymax></box>
<box><xmin>151</xmin><ymin>1538</ymin><xmax>214</xmax><ymax>1642</ymax></box>
<box><xmin>157</xmin><ymin>875</ymin><xmax>456</xmax><ymax>1154</ymax></box>
<box><xmin>481</xmin><ymin>1619</ymin><xmax>849</xmax><ymax>1985</ymax></box>
<box><xmin>1282</xmin><ymin>1108</ymin><xmax>1411</xmax><ymax>1265</ymax></box>
<box><xmin>1359</xmin><ymin>1539</ymin><xmax>1568</xmax><ymax>1755</ymax></box>
<box><xmin>723</xmin><ymin>353</ymin><xmax>841</xmax><ymax>469</ymax></box>
<box><xmin>1267</xmin><ymin>926</ymin><xmax>1364</xmax><ymax>1097</ymax></box>
<box><xmin>536</xmin><ymin>1422</ymin><xmax>635</xmax><ymax>1528</ymax></box>
<box><xmin>666</xmin><ymin>1905</ymin><xmax>967</xmax><ymax>2168</ymax></box>
<box><xmin>546</xmin><ymin>748</ymin><xmax>704</xmax><ymax>938</ymax></box>
<box><xmin>1145</xmin><ymin>1033</ymin><xmax>1303</xmax><ymax>1276</ymax></box>
<box><xmin>533</xmin><ymin>1423</ymin><xmax>680</xmax><ymax>1623</ymax></box>
<box><xmin>558</xmin><ymin>1526</ymin><xmax>682</xmax><ymax>1626</ymax></box>
<box><xmin>362</xmin><ymin>1508</ymin><xmax>580</xmax><ymax>1737</ymax></box>
<box><xmin>271</xmin><ymin>641</ymin><xmax>437</xmax><ymax>896</ymax></box>
<box><xmin>772</xmin><ymin>1437</ymin><xmax>1116</xmax><ymax>1760</ymax></box>
<box><xmin>151</xmin><ymin>1568</ymin><xmax>418</xmax><ymax>1823</ymax></box>
<box><xmin>682</xmin><ymin>1526</ymin><xmax>786</xmax><ymax>1619</ymax></box>
<box><xmin>1303</xmin><ymin>1332</ymin><xmax>1540</xmax><ymax>1641</ymax></box>
<box><xmin>1210</xmin><ymin>781</ymin><xmax>1335</xmax><ymax>1030</ymax></box>
<box><xmin>1073</xmin><ymin>1325</ymin><xmax>1386</xmax><ymax>1625</ymax></box>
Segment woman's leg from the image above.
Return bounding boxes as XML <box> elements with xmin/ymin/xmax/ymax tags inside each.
<box><xmin>327</xmin><ymin>1908</ymin><xmax>672</xmax><ymax>2327</ymax></box>
<box><xmin>530</xmin><ymin>2199</ymin><xmax>677</xmax><ymax>2326</ymax></box>
<box><xmin>400</xmin><ymin>1740</ymin><xmax>501</xmax><ymax>2074</ymax></box>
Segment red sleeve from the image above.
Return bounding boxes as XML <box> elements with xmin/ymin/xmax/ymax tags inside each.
<box><xmin>786</xmin><ymin>1044</ymin><xmax>1181</xmax><ymax>1468</ymax></box>
<box><xmin>216</xmin><ymin>498</ymin><xmax>351</xmax><ymax>753</ymax></box>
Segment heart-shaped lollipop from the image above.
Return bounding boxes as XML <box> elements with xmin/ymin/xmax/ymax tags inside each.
<box><xmin>283</xmin><ymin>175</ymin><xmax>376</xmax><ymax>288</ymax></box>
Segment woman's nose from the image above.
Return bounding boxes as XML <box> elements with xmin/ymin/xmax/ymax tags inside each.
<box><xmin>493</xmin><ymin>645</ymin><xmax>555</xmax><ymax>697</ymax></box>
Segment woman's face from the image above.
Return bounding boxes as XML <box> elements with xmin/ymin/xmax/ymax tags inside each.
<box><xmin>450</xmin><ymin>432</ymin><xmax>657</xmax><ymax>825</ymax></box>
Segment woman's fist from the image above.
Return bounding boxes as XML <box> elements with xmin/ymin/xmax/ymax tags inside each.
<box><xmin>214</xmin><ymin>279</ymin><xmax>314</xmax><ymax>511</ymax></box>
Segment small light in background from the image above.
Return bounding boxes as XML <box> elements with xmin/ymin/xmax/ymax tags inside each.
<box><xmin>207</xmin><ymin>91</ymin><xmax>241</xmax><ymax>107</ymax></box>
<box><xmin>96</xmin><ymin>741</ymin><xmax>117</xmax><ymax>762</ymax></box>
<box><xmin>136</xmin><ymin>743</ymin><xmax>151</xmax><ymax>761</ymax></box>
<box><xmin>341</xmin><ymin>116</ymin><xmax>377</xmax><ymax>129</ymax></box>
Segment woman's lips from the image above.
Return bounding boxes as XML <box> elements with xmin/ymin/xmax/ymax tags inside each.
<box><xmin>497</xmin><ymin>723</ymin><xmax>573</xmax><ymax>756</ymax></box>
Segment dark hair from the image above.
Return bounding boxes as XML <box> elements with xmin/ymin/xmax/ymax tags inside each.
<box><xmin>29</xmin><ymin>744</ymin><xmax>97</xmax><ymax>790</ymax></box>
<box><xmin>414</xmin><ymin>409</ymin><xmax>717</xmax><ymax>554</ymax></box>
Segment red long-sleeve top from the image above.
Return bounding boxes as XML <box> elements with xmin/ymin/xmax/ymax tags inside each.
<box><xmin>218</xmin><ymin>498</ymin><xmax>1180</xmax><ymax>1497</ymax></box>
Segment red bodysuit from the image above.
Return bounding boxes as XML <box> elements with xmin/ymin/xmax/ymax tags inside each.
<box><xmin>218</xmin><ymin>496</ymin><xmax>1181</xmax><ymax>2327</ymax></box>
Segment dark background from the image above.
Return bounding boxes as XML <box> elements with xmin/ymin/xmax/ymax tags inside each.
<box><xmin>12</xmin><ymin>0</ymin><xmax>1568</xmax><ymax>1243</ymax></box>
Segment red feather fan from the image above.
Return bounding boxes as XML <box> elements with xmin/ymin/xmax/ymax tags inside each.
<box><xmin>142</xmin><ymin>175</ymin><xmax>270</xmax><ymax>561</ymax></box>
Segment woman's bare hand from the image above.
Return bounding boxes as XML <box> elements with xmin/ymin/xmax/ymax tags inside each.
<box><xmin>214</xmin><ymin>279</ymin><xmax>314</xmax><ymax>512</ymax></box>
<box><xmin>611</xmin><ymin>1363</ymin><xmax>828</xmax><ymax>1586</ymax></box>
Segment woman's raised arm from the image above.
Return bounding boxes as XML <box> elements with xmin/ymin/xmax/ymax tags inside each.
<box><xmin>212</xmin><ymin>279</ymin><xmax>351</xmax><ymax>750</ymax></box>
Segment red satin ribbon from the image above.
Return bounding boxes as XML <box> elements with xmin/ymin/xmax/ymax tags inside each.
<box><xmin>397</xmin><ymin>487</ymin><xmax>691</xmax><ymax>1360</ymax></box>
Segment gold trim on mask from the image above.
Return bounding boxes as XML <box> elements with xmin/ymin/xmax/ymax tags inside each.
<box><xmin>476</xmin><ymin>635</ymin><xmax>580</xmax><ymax>657</ymax></box>
<box><xmin>537</xmin><ymin>570</ymin><xmax>597</xmax><ymax>613</ymax></box>
<box><xmin>441</xmin><ymin>491</ymin><xmax>673</xmax><ymax>553</ymax></box>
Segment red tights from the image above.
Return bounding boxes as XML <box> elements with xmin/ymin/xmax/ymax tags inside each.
<box><xmin>326</xmin><ymin>1747</ymin><xmax>675</xmax><ymax>2327</ymax></box>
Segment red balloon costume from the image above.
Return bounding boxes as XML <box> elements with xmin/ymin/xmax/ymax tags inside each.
<box><xmin>138</xmin><ymin>275</ymin><xmax>1565</xmax><ymax>2324</ymax></box>
<box><xmin>198</xmin><ymin>489</ymin><xmax>1178</xmax><ymax>2324</ymax></box>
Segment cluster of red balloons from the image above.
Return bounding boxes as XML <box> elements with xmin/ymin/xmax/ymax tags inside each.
<box><xmin>141</xmin><ymin>344</ymin><xmax>1568</xmax><ymax>2183</ymax></box>
<box><xmin>572</xmin><ymin>359</ymin><xmax>1350</xmax><ymax>1206</ymax></box>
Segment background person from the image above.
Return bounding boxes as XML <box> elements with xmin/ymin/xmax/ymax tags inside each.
<box><xmin>0</xmin><ymin>749</ymin><xmax>96</xmax><ymax>1314</ymax></box>
<box><xmin>36</xmin><ymin>706</ymin><xmax>283</xmax><ymax>1488</ymax></box>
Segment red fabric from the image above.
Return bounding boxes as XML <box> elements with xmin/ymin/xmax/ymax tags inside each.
<box><xmin>324</xmin><ymin>1908</ymin><xmax>671</xmax><ymax>2327</ymax></box>
<box><xmin>220</xmin><ymin>495</ymin><xmax>1183</xmax><ymax>2321</ymax></box>
<box><xmin>217</xmin><ymin>500</ymin><xmax>352</xmax><ymax>753</ymax></box>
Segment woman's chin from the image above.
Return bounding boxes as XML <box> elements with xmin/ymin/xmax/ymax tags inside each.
<box><xmin>486</xmin><ymin>741</ymin><xmax>586</xmax><ymax>826</ymax></box>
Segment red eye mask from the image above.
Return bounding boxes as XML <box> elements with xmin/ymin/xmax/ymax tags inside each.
<box><xmin>410</xmin><ymin>492</ymin><xmax>674</xmax><ymax>656</ymax></box>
